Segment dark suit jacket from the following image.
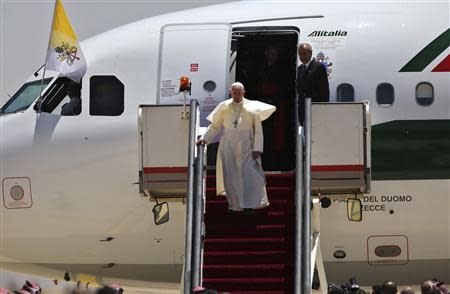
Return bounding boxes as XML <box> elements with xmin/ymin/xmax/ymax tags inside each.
<box><xmin>296</xmin><ymin>59</ymin><xmax>330</xmax><ymax>124</ymax></box>
<box><xmin>61</xmin><ymin>98</ymin><xmax>81</xmax><ymax>116</ymax></box>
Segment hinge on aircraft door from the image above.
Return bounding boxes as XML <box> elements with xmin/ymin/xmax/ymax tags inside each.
<box><xmin>182</xmin><ymin>110</ymin><xmax>190</xmax><ymax>120</ymax></box>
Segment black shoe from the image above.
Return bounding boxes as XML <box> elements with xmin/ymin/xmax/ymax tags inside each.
<box><xmin>243</xmin><ymin>208</ymin><xmax>255</xmax><ymax>215</ymax></box>
<box><xmin>227</xmin><ymin>209</ymin><xmax>238</xmax><ymax>215</ymax></box>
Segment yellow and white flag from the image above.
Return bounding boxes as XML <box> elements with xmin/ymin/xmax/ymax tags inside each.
<box><xmin>45</xmin><ymin>0</ymin><xmax>86</xmax><ymax>82</ymax></box>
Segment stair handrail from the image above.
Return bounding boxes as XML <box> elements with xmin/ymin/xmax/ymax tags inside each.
<box><xmin>303</xmin><ymin>98</ymin><xmax>312</xmax><ymax>294</ymax></box>
<box><xmin>184</xmin><ymin>100</ymin><xmax>200</xmax><ymax>294</ymax></box>
<box><xmin>295</xmin><ymin>120</ymin><xmax>304</xmax><ymax>294</ymax></box>
<box><xmin>183</xmin><ymin>99</ymin><xmax>207</xmax><ymax>293</ymax></box>
<box><xmin>191</xmin><ymin>142</ymin><xmax>206</xmax><ymax>288</ymax></box>
<box><xmin>295</xmin><ymin>97</ymin><xmax>312</xmax><ymax>294</ymax></box>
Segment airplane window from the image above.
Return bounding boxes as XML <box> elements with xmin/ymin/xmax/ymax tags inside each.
<box><xmin>90</xmin><ymin>76</ymin><xmax>124</xmax><ymax>116</ymax></box>
<box><xmin>376</xmin><ymin>83</ymin><xmax>394</xmax><ymax>107</ymax></box>
<box><xmin>337</xmin><ymin>83</ymin><xmax>354</xmax><ymax>102</ymax></box>
<box><xmin>0</xmin><ymin>78</ymin><xmax>52</xmax><ymax>114</ymax></box>
<box><xmin>416</xmin><ymin>82</ymin><xmax>434</xmax><ymax>106</ymax></box>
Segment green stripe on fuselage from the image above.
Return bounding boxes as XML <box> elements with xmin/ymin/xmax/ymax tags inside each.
<box><xmin>399</xmin><ymin>28</ymin><xmax>450</xmax><ymax>72</ymax></box>
<box><xmin>372</xmin><ymin>120</ymin><xmax>450</xmax><ymax>180</ymax></box>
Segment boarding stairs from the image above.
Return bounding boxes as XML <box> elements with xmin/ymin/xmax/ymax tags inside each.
<box><xmin>202</xmin><ymin>172</ymin><xmax>296</xmax><ymax>293</ymax></box>
<box><xmin>139</xmin><ymin>99</ymin><xmax>370</xmax><ymax>294</ymax></box>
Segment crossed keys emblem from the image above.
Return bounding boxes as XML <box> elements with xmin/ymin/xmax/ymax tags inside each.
<box><xmin>55</xmin><ymin>42</ymin><xmax>80</xmax><ymax>66</ymax></box>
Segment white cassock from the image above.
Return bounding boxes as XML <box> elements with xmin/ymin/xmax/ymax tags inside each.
<box><xmin>203</xmin><ymin>98</ymin><xmax>276</xmax><ymax>211</ymax></box>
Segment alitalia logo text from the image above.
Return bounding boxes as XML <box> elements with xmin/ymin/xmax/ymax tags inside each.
<box><xmin>308</xmin><ymin>30</ymin><xmax>347</xmax><ymax>37</ymax></box>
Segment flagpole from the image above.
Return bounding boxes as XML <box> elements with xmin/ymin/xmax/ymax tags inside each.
<box><xmin>37</xmin><ymin>0</ymin><xmax>58</xmax><ymax>113</ymax></box>
<box><xmin>37</xmin><ymin>66</ymin><xmax>47</xmax><ymax>113</ymax></box>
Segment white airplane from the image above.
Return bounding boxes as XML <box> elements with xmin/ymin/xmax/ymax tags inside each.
<box><xmin>1</xmin><ymin>0</ymin><xmax>449</xmax><ymax>290</ymax></box>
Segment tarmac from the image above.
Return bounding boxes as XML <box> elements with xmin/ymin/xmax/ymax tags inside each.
<box><xmin>0</xmin><ymin>267</ymin><xmax>180</xmax><ymax>294</ymax></box>
<box><xmin>0</xmin><ymin>265</ymin><xmax>423</xmax><ymax>294</ymax></box>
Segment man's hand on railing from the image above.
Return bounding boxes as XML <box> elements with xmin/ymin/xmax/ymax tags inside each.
<box><xmin>196</xmin><ymin>139</ymin><xmax>206</xmax><ymax>146</ymax></box>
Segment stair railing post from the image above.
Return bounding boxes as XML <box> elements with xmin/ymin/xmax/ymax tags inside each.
<box><xmin>192</xmin><ymin>143</ymin><xmax>205</xmax><ymax>288</ymax></box>
<box><xmin>302</xmin><ymin>98</ymin><xmax>312</xmax><ymax>294</ymax></box>
<box><xmin>184</xmin><ymin>100</ymin><xmax>199</xmax><ymax>294</ymax></box>
<box><xmin>295</xmin><ymin>125</ymin><xmax>304</xmax><ymax>294</ymax></box>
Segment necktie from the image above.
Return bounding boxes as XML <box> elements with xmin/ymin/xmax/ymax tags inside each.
<box><xmin>300</xmin><ymin>64</ymin><xmax>306</xmax><ymax>73</ymax></box>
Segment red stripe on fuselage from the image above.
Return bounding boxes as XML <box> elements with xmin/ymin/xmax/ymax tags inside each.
<box><xmin>432</xmin><ymin>54</ymin><xmax>450</xmax><ymax>72</ymax></box>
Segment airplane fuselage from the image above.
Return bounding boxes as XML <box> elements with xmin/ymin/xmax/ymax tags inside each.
<box><xmin>1</xmin><ymin>1</ymin><xmax>449</xmax><ymax>285</ymax></box>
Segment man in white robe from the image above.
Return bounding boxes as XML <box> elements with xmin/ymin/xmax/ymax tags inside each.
<box><xmin>197</xmin><ymin>82</ymin><xmax>276</xmax><ymax>213</ymax></box>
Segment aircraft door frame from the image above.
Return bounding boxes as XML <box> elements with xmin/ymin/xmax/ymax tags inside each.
<box><xmin>228</xmin><ymin>26</ymin><xmax>300</xmax><ymax>171</ymax></box>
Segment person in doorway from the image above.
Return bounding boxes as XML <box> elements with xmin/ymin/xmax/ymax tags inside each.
<box><xmin>61</xmin><ymin>80</ymin><xmax>82</xmax><ymax>116</ymax></box>
<box><xmin>197</xmin><ymin>82</ymin><xmax>276</xmax><ymax>214</ymax></box>
<box><xmin>254</xmin><ymin>45</ymin><xmax>293</xmax><ymax>170</ymax></box>
<box><xmin>296</xmin><ymin>43</ymin><xmax>329</xmax><ymax>124</ymax></box>
<box><xmin>256</xmin><ymin>46</ymin><xmax>287</xmax><ymax>105</ymax></box>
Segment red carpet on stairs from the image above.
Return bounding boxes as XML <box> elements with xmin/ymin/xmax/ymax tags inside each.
<box><xmin>203</xmin><ymin>172</ymin><xmax>296</xmax><ymax>294</ymax></box>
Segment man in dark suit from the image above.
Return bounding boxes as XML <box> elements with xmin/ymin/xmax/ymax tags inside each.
<box><xmin>296</xmin><ymin>43</ymin><xmax>329</xmax><ymax>124</ymax></box>
<box><xmin>61</xmin><ymin>81</ymin><xmax>81</xmax><ymax>116</ymax></box>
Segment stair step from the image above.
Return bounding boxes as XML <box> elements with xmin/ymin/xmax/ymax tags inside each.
<box><xmin>204</xmin><ymin>210</ymin><xmax>294</xmax><ymax>225</ymax></box>
<box><xmin>205</xmin><ymin>207</ymin><xmax>295</xmax><ymax>218</ymax></box>
<box><xmin>203</xmin><ymin>277</ymin><xmax>287</xmax><ymax>291</ymax></box>
<box><xmin>205</xmin><ymin>208</ymin><xmax>294</xmax><ymax>218</ymax></box>
<box><xmin>204</xmin><ymin>250</ymin><xmax>288</xmax><ymax>265</ymax></box>
<box><xmin>206</xmin><ymin>199</ymin><xmax>290</xmax><ymax>210</ymax></box>
<box><xmin>203</xmin><ymin>263</ymin><xmax>288</xmax><ymax>278</ymax></box>
<box><xmin>266</xmin><ymin>173</ymin><xmax>296</xmax><ymax>187</ymax></box>
<box><xmin>205</xmin><ymin>223</ymin><xmax>289</xmax><ymax>237</ymax></box>
<box><xmin>205</xmin><ymin>209</ymin><xmax>288</xmax><ymax>218</ymax></box>
<box><xmin>205</xmin><ymin>207</ymin><xmax>293</xmax><ymax>219</ymax></box>
<box><xmin>204</xmin><ymin>237</ymin><xmax>288</xmax><ymax>251</ymax></box>
<box><xmin>206</xmin><ymin>187</ymin><xmax>295</xmax><ymax>200</ymax></box>
<box><xmin>207</xmin><ymin>173</ymin><xmax>295</xmax><ymax>188</ymax></box>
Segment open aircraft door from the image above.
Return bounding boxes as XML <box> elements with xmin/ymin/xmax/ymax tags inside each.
<box><xmin>157</xmin><ymin>23</ymin><xmax>232</xmax><ymax>126</ymax></box>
